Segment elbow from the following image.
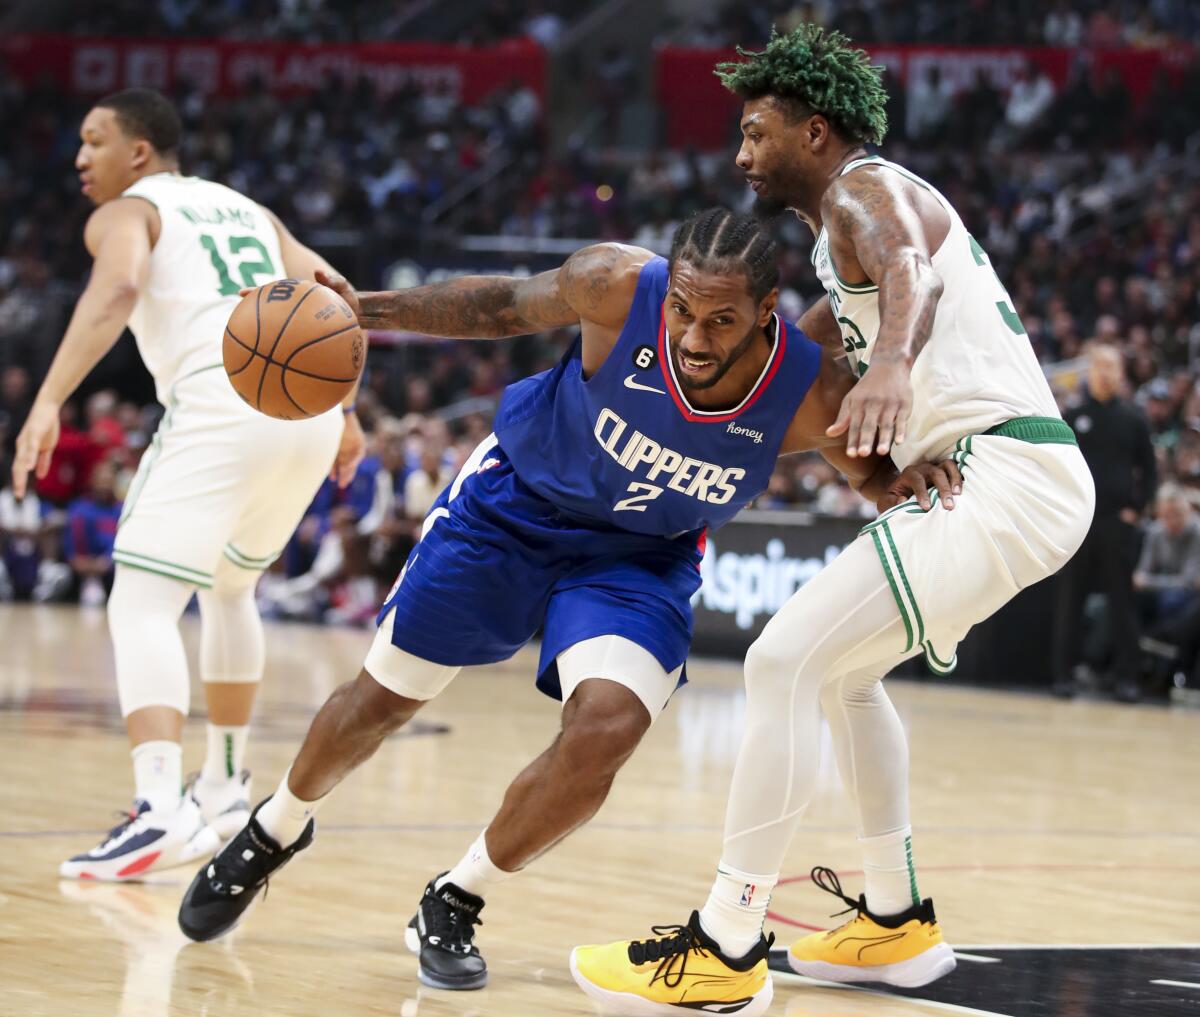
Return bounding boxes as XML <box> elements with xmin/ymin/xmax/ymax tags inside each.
<box><xmin>109</xmin><ymin>280</ymin><xmax>142</xmax><ymax>308</ymax></box>
<box><xmin>924</xmin><ymin>265</ymin><xmax>944</xmax><ymax>302</ymax></box>
<box><xmin>90</xmin><ymin>280</ymin><xmax>141</xmax><ymax>319</ymax></box>
<box><xmin>913</xmin><ymin>255</ymin><xmax>943</xmax><ymax>302</ymax></box>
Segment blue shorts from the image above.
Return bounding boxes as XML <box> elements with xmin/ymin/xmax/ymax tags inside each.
<box><xmin>377</xmin><ymin>439</ymin><xmax>704</xmax><ymax>701</ymax></box>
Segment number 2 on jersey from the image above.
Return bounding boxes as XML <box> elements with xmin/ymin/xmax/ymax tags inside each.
<box><xmin>968</xmin><ymin>235</ymin><xmax>1026</xmax><ymax>336</ymax></box>
<box><xmin>614</xmin><ymin>481</ymin><xmax>663</xmax><ymax>512</ymax></box>
<box><xmin>200</xmin><ymin>234</ymin><xmax>277</xmax><ymax>296</ymax></box>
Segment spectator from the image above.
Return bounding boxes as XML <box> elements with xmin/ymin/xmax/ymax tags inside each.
<box><xmin>1005</xmin><ymin>59</ymin><xmax>1056</xmax><ymax>144</ymax></box>
<box><xmin>0</xmin><ymin>481</ymin><xmax>69</xmax><ymax>602</ymax></box>
<box><xmin>954</xmin><ymin>69</ymin><xmax>1004</xmax><ymax>150</ymax></box>
<box><xmin>33</xmin><ymin>403</ymin><xmax>100</xmax><ymax>507</ymax></box>
<box><xmin>1053</xmin><ymin>344</ymin><xmax>1159</xmax><ymax>700</ymax></box>
<box><xmin>0</xmin><ymin>366</ymin><xmax>32</xmax><ymax>455</ymax></box>
<box><xmin>64</xmin><ymin>457</ymin><xmax>122</xmax><ymax>606</ymax></box>
<box><xmin>403</xmin><ymin>435</ymin><xmax>455</xmax><ymax>520</ymax></box>
<box><xmin>1043</xmin><ymin>0</ymin><xmax>1084</xmax><ymax>45</ymax></box>
<box><xmin>1133</xmin><ymin>483</ymin><xmax>1200</xmax><ymax>689</ymax></box>
<box><xmin>906</xmin><ymin>65</ymin><xmax>955</xmax><ymax>144</ymax></box>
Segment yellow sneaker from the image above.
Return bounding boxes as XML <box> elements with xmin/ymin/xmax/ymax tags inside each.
<box><xmin>787</xmin><ymin>867</ymin><xmax>956</xmax><ymax>988</ymax></box>
<box><xmin>571</xmin><ymin>911</ymin><xmax>774</xmax><ymax>1016</ymax></box>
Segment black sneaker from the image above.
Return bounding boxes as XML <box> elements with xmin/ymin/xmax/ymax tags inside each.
<box><xmin>404</xmin><ymin>874</ymin><xmax>487</xmax><ymax>989</ymax></box>
<box><xmin>177</xmin><ymin>798</ymin><xmax>313</xmax><ymax>942</ymax></box>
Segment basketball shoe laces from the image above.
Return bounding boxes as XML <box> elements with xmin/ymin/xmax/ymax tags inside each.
<box><xmin>93</xmin><ymin>803</ymin><xmax>152</xmax><ymax>853</ymax></box>
<box><xmin>427</xmin><ymin>894</ymin><xmax>482</xmax><ymax>954</ymax></box>
<box><xmin>627</xmin><ymin>921</ymin><xmax>774</xmax><ymax>988</ymax></box>
<box><xmin>811</xmin><ymin>865</ymin><xmax>871</xmax><ymax>927</ymax></box>
<box><xmin>205</xmin><ymin>826</ymin><xmax>281</xmax><ymax>901</ymax></box>
<box><xmin>629</xmin><ymin>924</ymin><xmax>708</xmax><ymax>988</ymax></box>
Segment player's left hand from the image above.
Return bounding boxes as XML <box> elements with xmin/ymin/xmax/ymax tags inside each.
<box><xmin>877</xmin><ymin>458</ymin><xmax>962</xmax><ymax>514</ymax></box>
<box><xmin>332</xmin><ymin>410</ymin><xmax>366</xmax><ymax>488</ymax></box>
<box><xmin>827</xmin><ymin>359</ymin><xmax>914</xmax><ymax>458</ymax></box>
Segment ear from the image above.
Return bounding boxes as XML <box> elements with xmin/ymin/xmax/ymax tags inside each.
<box><xmin>130</xmin><ymin>139</ymin><xmax>153</xmax><ymax>172</ymax></box>
<box><xmin>808</xmin><ymin>114</ymin><xmax>833</xmax><ymax>153</ymax></box>
<box><xmin>758</xmin><ymin>287</ymin><xmax>779</xmax><ymax>326</ymax></box>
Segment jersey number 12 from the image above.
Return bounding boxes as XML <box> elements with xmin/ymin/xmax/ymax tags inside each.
<box><xmin>200</xmin><ymin>234</ymin><xmax>277</xmax><ymax>296</ymax></box>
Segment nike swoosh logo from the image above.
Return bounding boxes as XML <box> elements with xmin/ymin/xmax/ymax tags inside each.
<box><xmin>624</xmin><ymin>374</ymin><xmax>666</xmax><ymax>395</ymax></box>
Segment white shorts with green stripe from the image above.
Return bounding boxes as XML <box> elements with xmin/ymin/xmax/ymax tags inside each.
<box><xmin>859</xmin><ymin>423</ymin><xmax>1094</xmax><ymax>673</ymax></box>
<box><xmin>113</xmin><ymin>364</ymin><xmax>344</xmax><ymax>588</ymax></box>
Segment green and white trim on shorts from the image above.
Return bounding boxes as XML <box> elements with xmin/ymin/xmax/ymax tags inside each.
<box><xmin>223</xmin><ymin>543</ymin><xmax>283</xmax><ymax>571</ymax></box>
<box><xmin>867</xmin><ymin>516</ymin><xmax>957</xmax><ymax>675</ymax></box>
<box><xmin>865</xmin><ymin>415</ymin><xmax>1077</xmax><ymax>675</ymax></box>
<box><xmin>111</xmin><ymin>548</ymin><xmax>214</xmax><ymax>588</ymax></box>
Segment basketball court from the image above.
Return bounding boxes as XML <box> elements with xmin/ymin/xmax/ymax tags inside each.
<box><xmin>3</xmin><ymin>604</ymin><xmax>1197</xmax><ymax>1017</ymax></box>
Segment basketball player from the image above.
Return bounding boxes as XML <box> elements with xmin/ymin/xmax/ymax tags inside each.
<box><xmin>571</xmin><ymin>26</ymin><xmax>1095</xmax><ymax>1016</ymax></box>
<box><xmin>176</xmin><ymin>208</ymin><xmax>961</xmax><ymax>988</ymax></box>
<box><xmin>12</xmin><ymin>89</ymin><xmax>363</xmax><ymax>880</ymax></box>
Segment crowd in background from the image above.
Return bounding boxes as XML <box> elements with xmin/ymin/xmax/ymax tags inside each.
<box><xmin>670</xmin><ymin>0</ymin><xmax>1200</xmax><ymax>48</ymax></box>
<box><xmin>28</xmin><ymin>0</ymin><xmax>1200</xmax><ymax>49</ymax></box>
<box><xmin>0</xmin><ymin>26</ymin><xmax>1198</xmax><ymax>691</ymax></box>
<box><xmin>28</xmin><ymin>0</ymin><xmax>577</xmax><ymax>47</ymax></box>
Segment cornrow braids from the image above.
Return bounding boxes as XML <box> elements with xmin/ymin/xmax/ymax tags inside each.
<box><xmin>715</xmin><ymin>24</ymin><xmax>888</xmax><ymax>146</ymax></box>
<box><xmin>669</xmin><ymin>208</ymin><xmax>780</xmax><ymax>302</ymax></box>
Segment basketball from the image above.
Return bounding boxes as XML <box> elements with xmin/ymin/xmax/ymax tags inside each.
<box><xmin>223</xmin><ymin>278</ymin><xmax>364</xmax><ymax>420</ymax></box>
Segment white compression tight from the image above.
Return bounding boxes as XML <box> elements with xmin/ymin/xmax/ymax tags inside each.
<box><xmin>109</xmin><ymin>558</ymin><xmax>264</xmax><ymax>717</ymax></box>
<box><xmin>197</xmin><ymin>560</ymin><xmax>264</xmax><ymax>686</ymax></box>
<box><xmin>109</xmin><ymin>566</ymin><xmax>195</xmax><ymax>717</ymax></box>
<box><xmin>720</xmin><ymin>535</ymin><xmax>916</xmax><ymax>877</ymax></box>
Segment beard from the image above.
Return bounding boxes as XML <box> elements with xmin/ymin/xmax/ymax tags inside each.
<box><xmin>751</xmin><ymin>191</ymin><xmax>789</xmax><ymax>220</ymax></box>
<box><xmin>672</xmin><ymin>322</ymin><xmax>759</xmax><ymax>392</ymax></box>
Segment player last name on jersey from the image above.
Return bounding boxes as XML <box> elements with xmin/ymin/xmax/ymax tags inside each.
<box><xmin>176</xmin><ymin>205</ymin><xmax>258</xmax><ymax>229</ymax></box>
<box><xmin>594</xmin><ymin>408</ymin><xmax>746</xmax><ymax>506</ymax></box>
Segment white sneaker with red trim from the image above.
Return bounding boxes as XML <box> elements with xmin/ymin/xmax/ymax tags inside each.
<box><xmin>59</xmin><ymin>796</ymin><xmax>220</xmax><ymax>881</ymax></box>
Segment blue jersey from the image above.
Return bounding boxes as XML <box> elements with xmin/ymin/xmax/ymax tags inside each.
<box><xmin>493</xmin><ymin>257</ymin><xmax>821</xmax><ymax>536</ymax></box>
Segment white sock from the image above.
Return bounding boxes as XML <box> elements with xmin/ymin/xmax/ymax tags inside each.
<box><xmin>698</xmin><ymin>862</ymin><xmax>777</xmax><ymax>959</ymax></box>
<box><xmin>436</xmin><ymin>831</ymin><xmax>514</xmax><ymax>898</ymax></box>
<box><xmin>255</xmin><ymin>768</ymin><xmax>324</xmax><ymax>848</ymax></box>
<box><xmin>200</xmin><ymin>723</ymin><xmax>249</xmax><ymax>784</ymax></box>
<box><xmin>860</xmin><ymin>826</ymin><xmax>919</xmax><ymax>917</ymax></box>
<box><xmin>131</xmin><ymin>740</ymin><xmax>182</xmax><ymax>815</ymax></box>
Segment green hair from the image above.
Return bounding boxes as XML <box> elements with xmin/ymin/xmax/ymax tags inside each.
<box><xmin>715</xmin><ymin>24</ymin><xmax>889</xmax><ymax>146</ymax></box>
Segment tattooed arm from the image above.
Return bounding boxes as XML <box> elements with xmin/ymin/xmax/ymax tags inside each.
<box><xmin>820</xmin><ymin>168</ymin><xmax>946</xmax><ymax>458</ymax></box>
<box><xmin>323</xmin><ymin>243</ymin><xmax>646</xmax><ymax>340</ymax></box>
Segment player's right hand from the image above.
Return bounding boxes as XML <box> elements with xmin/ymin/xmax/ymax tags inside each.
<box><xmin>314</xmin><ymin>269</ymin><xmax>362</xmax><ymax>321</ymax></box>
<box><xmin>12</xmin><ymin>400</ymin><xmax>61</xmax><ymax>499</ymax></box>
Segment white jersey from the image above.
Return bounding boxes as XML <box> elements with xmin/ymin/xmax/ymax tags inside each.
<box><xmin>812</xmin><ymin>156</ymin><xmax>1060</xmax><ymax>471</ymax></box>
<box><xmin>121</xmin><ymin>173</ymin><xmax>286</xmax><ymax>401</ymax></box>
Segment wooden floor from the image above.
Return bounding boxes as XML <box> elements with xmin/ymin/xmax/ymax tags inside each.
<box><xmin>2</xmin><ymin>603</ymin><xmax>1198</xmax><ymax>1017</ymax></box>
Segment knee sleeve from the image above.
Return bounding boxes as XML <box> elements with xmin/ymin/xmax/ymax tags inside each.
<box><xmin>108</xmin><ymin>565</ymin><xmax>195</xmax><ymax>716</ymax></box>
<box><xmin>197</xmin><ymin>583</ymin><xmax>264</xmax><ymax>684</ymax></box>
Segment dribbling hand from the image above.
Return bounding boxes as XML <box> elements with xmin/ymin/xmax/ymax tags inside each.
<box><xmin>314</xmin><ymin>269</ymin><xmax>362</xmax><ymax>321</ymax></box>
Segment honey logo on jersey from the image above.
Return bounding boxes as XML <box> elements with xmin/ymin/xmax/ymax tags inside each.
<box><xmin>726</xmin><ymin>422</ymin><xmax>764</xmax><ymax>444</ymax></box>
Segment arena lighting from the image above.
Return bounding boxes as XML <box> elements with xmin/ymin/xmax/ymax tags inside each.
<box><xmin>595</xmin><ymin>184</ymin><xmax>614</xmax><ymax>201</ymax></box>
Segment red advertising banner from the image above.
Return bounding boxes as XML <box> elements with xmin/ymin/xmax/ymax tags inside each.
<box><xmin>657</xmin><ymin>44</ymin><xmax>1196</xmax><ymax>149</ymax></box>
<box><xmin>0</xmin><ymin>34</ymin><xmax>545</xmax><ymax>103</ymax></box>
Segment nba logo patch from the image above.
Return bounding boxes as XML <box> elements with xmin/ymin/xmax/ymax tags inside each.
<box><xmin>739</xmin><ymin>883</ymin><xmax>755</xmax><ymax>907</ymax></box>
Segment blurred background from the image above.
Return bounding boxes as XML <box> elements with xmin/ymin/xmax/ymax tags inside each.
<box><xmin>0</xmin><ymin>0</ymin><xmax>1197</xmax><ymax>701</ymax></box>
